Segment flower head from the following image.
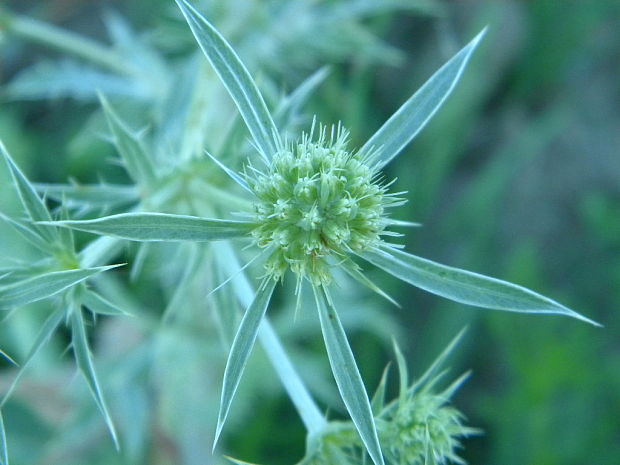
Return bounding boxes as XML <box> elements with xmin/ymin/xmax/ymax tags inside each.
<box><xmin>249</xmin><ymin>124</ymin><xmax>401</xmax><ymax>284</ymax></box>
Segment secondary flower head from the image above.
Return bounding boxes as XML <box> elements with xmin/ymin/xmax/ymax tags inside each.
<box><xmin>249</xmin><ymin>124</ymin><xmax>401</xmax><ymax>284</ymax></box>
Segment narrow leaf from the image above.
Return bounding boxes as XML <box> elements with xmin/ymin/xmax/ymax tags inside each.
<box><xmin>361</xmin><ymin>28</ymin><xmax>487</xmax><ymax>168</ymax></box>
<box><xmin>360</xmin><ymin>246</ymin><xmax>600</xmax><ymax>326</ymax></box>
<box><xmin>313</xmin><ymin>284</ymin><xmax>384</xmax><ymax>465</ymax></box>
<box><xmin>42</xmin><ymin>212</ymin><xmax>254</xmax><ymax>242</ymax></box>
<box><xmin>0</xmin><ymin>265</ymin><xmax>121</xmax><ymax>310</ymax></box>
<box><xmin>70</xmin><ymin>305</ymin><xmax>119</xmax><ymax>448</ymax></box>
<box><xmin>175</xmin><ymin>0</ymin><xmax>280</xmax><ymax>162</ymax></box>
<box><xmin>214</xmin><ymin>278</ymin><xmax>277</xmax><ymax>448</ymax></box>
<box><xmin>1</xmin><ymin>139</ymin><xmax>59</xmax><ymax>244</ymax></box>
<box><xmin>82</xmin><ymin>288</ymin><xmax>131</xmax><ymax>316</ymax></box>
<box><xmin>99</xmin><ymin>93</ymin><xmax>157</xmax><ymax>186</ymax></box>
<box><xmin>1</xmin><ymin>306</ymin><xmax>65</xmax><ymax>407</ymax></box>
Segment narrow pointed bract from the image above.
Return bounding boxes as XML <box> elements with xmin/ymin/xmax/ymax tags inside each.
<box><xmin>360</xmin><ymin>28</ymin><xmax>487</xmax><ymax>168</ymax></box>
<box><xmin>44</xmin><ymin>212</ymin><xmax>255</xmax><ymax>242</ymax></box>
<box><xmin>0</xmin><ymin>265</ymin><xmax>121</xmax><ymax>310</ymax></box>
<box><xmin>359</xmin><ymin>246</ymin><xmax>600</xmax><ymax>325</ymax></box>
<box><xmin>313</xmin><ymin>284</ymin><xmax>385</xmax><ymax>465</ymax></box>
<box><xmin>1</xmin><ymin>306</ymin><xmax>65</xmax><ymax>407</ymax></box>
<box><xmin>99</xmin><ymin>93</ymin><xmax>157</xmax><ymax>187</ymax></box>
<box><xmin>1</xmin><ymin>139</ymin><xmax>60</xmax><ymax>246</ymax></box>
<box><xmin>214</xmin><ymin>278</ymin><xmax>277</xmax><ymax>449</ymax></box>
<box><xmin>70</xmin><ymin>303</ymin><xmax>119</xmax><ymax>448</ymax></box>
<box><xmin>175</xmin><ymin>0</ymin><xmax>280</xmax><ymax>163</ymax></box>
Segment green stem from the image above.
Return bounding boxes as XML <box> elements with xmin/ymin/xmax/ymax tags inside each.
<box><xmin>258</xmin><ymin>318</ymin><xmax>326</xmax><ymax>434</ymax></box>
<box><xmin>0</xmin><ymin>7</ymin><xmax>135</xmax><ymax>76</ymax></box>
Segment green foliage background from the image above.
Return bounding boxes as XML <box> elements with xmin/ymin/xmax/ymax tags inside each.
<box><xmin>1</xmin><ymin>0</ymin><xmax>619</xmax><ymax>464</ymax></box>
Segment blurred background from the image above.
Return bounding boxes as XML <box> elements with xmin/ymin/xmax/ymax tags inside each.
<box><xmin>1</xmin><ymin>1</ymin><xmax>619</xmax><ymax>464</ymax></box>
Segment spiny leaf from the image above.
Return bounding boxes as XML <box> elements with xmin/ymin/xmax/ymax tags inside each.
<box><xmin>82</xmin><ymin>288</ymin><xmax>131</xmax><ymax>316</ymax></box>
<box><xmin>175</xmin><ymin>0</ymin><xmax>280</xmax><ymax>163</ymax></box>
<box><xmin>42</xmin><ymin>212</ymin><xmax>254</xmax><ymax>242</ymax></box>
<box><xmin>313</xmin><ymin>284</ymin><xmax>384</xmax><ymax>465</ymax></box>
<box><xmin>99</xmin><ymin>93</ymin><xmax>157</xmax><ymax>187</ymax></box>
<box><xmin>1</xmin><ymin>139</ymin><xmax>59</xmax><ymax>245</ymax></box>
<box><xmin>361</xmin><ymin>28</ymin><xmax>487</xmax><ymax>168</ymax></box>
<box><xmin>0</xmin><ymin>265</ymin><xmax>121</xmax><ymax>310</ymax></box>
<box><xmin>214</xmin><ymin>278</ymin><xmax>277</xmax><ymax>449</ymax></box>
<box><xmin>0</xmin><ymin>306</ymin><xmax>65</xmax><ymax>407</ymax></box>
<box><xmin>359</xmin><ymin>246</ymin><xmax>600</xmax><ymax>326</ymax></box>
<box><xmin>70</xmin><ymin>304</ymin><xmax>119</xmax><ymax>448</ymax></box>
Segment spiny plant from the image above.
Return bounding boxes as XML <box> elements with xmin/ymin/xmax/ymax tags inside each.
<box><xmin>8</xmin><ymin>1</ymin><xmax>595</xmax><ymax>464</ymax></box>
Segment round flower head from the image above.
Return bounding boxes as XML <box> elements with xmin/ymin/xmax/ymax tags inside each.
<box><xmin>249</xmin><ymin>123</ymin><xmax>402</xmax><ymax>285</ymax></box>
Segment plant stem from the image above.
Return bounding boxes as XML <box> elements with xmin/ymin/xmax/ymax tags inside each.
<box><xmin>0</xmin><ymin>7</ymin><xmax>135</xmax><ymax>76</ymax></box>
<box><xmin>258</xmin><ymin>318</ymin><xmax>326</xmax><ymax>434</ymax></box>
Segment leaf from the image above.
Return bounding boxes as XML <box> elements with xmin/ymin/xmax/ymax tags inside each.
<box><xmin>214</xmin><ymin>278</ymin><xmax>277</xmax><ymax>449</ymax></box>
<box><xmin>312</xmin><ymin>284</ymin><xmax>384</xmax><ymax>465</ymax></box>
<box><xmin>0</xmin><ymin>306</ymin><xmax>66</xmax><ymax>407</ymax></box>
<box><xmin>0</xmin><ymin>409</ymin><xmax>7</xmax><ymax>465</ymax></box>
<box><xmin>175</xmin><ymin>0</ymin><xmax>280</xmax><ymax>163</ymax></box>
<box><xmin>43</xmin><ymin>212</ymin><xmax>254</xmax><ymax>242</ymax></box>
<box><xmin>361</xmin><ymin>28</ymin><xmax>487</xmax><ymax>168</ymax></box>
<box><xmin>82</xmin><ymin>288</ymin><xmax>131</xmax><ymax>316</ymax></box>
<box><xmin>99</xmin><ymin>94</ymin><xmax>157</xmax><ymax>187</ymax></box>
<box><xmin>359</xmin><ymin>246</ymin><xmax>600</xmax><ymax>326</ymax></box>
<box><xmin>0</xmin><ymin>139</ymin><xmax>59</xmax><ymax>245</ymax></box>
<box><xmin>0</xmin><ymin>265</ymin><xmax>121</xmax><ymax>310</ymax></box>
<box><xmin>70</xmin><ymin>304</ymin><xmax>119</xmax><ymax>448</ymax></box>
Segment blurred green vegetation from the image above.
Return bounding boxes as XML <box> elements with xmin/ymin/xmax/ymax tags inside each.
<box><xmin>1</xmin><ymin>1</ymin><xmax>619</xmax><ymax>464</ymax></box>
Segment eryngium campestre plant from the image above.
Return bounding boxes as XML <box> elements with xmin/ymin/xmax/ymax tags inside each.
<box><xmin>43</xmin><ymin>1</ymin><xmax>599</xmax><ymax>464</ymax></box>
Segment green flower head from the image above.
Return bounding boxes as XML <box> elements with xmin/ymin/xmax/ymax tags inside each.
<box><xmin>249</xmin><ymin>123</ymin><xmax>401</xmax><ymax>284</ymax></box>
